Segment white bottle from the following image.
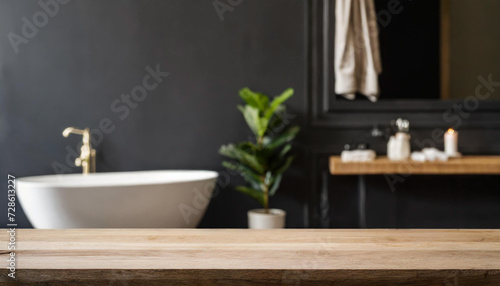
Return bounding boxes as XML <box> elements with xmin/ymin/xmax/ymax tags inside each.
<box><xmin>387</xmin><ymin>136</ymin><xmax>397</xmax><ymax>160</ymax></box>
<box><xmin>387</xmin><ymin>132</ymin><xmax>411</xmax><ymax>161</ymax></box>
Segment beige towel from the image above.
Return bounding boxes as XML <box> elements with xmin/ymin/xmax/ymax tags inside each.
<box><xmin>335</xmin><ymin>0</ymin><xmax>382</xmax><ymax>102</ymax></box>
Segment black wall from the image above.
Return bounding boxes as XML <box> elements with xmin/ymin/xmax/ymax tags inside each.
<box><xmin>1</xmin><ymin>0</ymin><xmax>499</xmax><ymax>229</ymax></box>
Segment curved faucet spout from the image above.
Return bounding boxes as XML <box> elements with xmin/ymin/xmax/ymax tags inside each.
<box><xmin>62</xmin><ymin>127</ymin><xmax>85</xmax><ymax>138</ymax></box>
<box><xmin>62</xmin><ymin>127</ymin><xmax>96</xmax><ymax>174</ymax></box>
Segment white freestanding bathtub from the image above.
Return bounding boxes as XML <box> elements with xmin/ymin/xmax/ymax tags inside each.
<box><xmin>17</xmin><ymin>170</ymin><xmax>218</xmax><ymax>229</ymax></box>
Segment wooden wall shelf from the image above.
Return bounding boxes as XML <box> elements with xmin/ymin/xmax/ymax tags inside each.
<box><xmin>330</xmin><ymin>156</ymin><xmax>500</xmax><ymax>175</ymax></box>
<box><xmin>1</xmin><ymin>229</ymin><xmax>499</xmax><ymax>285</ymax></box>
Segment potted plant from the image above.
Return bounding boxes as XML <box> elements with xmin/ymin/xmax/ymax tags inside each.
<box><xmin>219</xmin><ymin>87</ymin><xmax>300</xmax><ymax>229</ymax></box>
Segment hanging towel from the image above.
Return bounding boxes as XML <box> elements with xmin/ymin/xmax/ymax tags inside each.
<box><xmin>334</xmin><ymin>0</ymin><xmax>382</xmax><ymax>102</ymax></box>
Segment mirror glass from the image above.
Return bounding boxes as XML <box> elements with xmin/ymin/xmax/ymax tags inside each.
<box><xmin>445</xmin><ymin>0</ymin><xmax>500</xmax><ymax>100</ymax></box>
<box><xmin>339</xmin><ymin>0</ymin><xmax>500</xmax><ymax>101</ymax></box>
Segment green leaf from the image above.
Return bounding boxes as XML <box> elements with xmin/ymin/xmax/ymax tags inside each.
<box><xmin>264</xmin><ymin>171</ymin><xmax>273</xmax><ymax>186</ymax></box>
<box><xmin>278</xmin><ymin>144</ymin><xmax>292</xmax><ymax>159</ymax></box>
<box><xmin>238</xmin><ymin>105</ymin><xmax>259</xmax><ymax>136</ymax></box>
<box><xmin>264</xmin><ymin>88</ymin><xmax>294</xmax><ymax>120</ymax></box>
<box><xmin>235</xmin><ymin>142</ymin><xmax>261</xmax><ymax>161</ymax></box>
<box><xmin>268</xmin><ymin>144</ymin><xmax>293</xmax><ymax>171</ymax></box>
<box><xmin>238</xmin><ymin>105</ymin><xmax>268</xmax><ymax>138</ymax></box>
<box><xmin>239</xmin><ymin>88</ymin><xmax>269</xmax><ymax>111</ymax></box>
<box><xmin>219</xmin><ymin>144</ymin><xmax>265</xmax><ymax>174</ymax></box>
<box><xmin>269</xmin><ymin>174</ymin><xmax>282</xmax><ymax>196</ymax></box>
<box><xmin>237</xmin><ymin>141</ymin><xmax>259</xmax><ymax>151</ymax></box>
<box><xmin>222</xmin><ymin>161</ymin><xmax>262</xmax><ymax>190</ymax></box>
<box><xmin>236</xmin><ymin>186</ymin><xmax>264</xmax><ymax>206</ymax></box>
<box><xmin>274</xmin><ymin>155</ymin><xmax>295</xmax><ymax>176</ymax></box>
<box><xmin>264</xmin><ymin>126</ymin><xmax>300</xmax><ymax>150</ymax></box>
<box><xmin>236</xmin><ymin>142</ymin><xmax>268</xmax><ymax>167</ymax></box>
<box><xmin>266</xmin><ymin>106</ymin><xmax>286</xmax><ymax>135</ymax></box>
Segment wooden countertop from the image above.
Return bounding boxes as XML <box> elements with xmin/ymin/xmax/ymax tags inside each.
<box><xmin>330</xmin><ymin>155</ymin><xmax>500</xmax><ymax>175</ymax></box>
<box><xmin>1</xmin><ymin>229</ymin><xmax>500</xmax><ymax>285</ymax></box>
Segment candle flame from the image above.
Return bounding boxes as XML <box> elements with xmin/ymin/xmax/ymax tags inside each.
<box><xmin>447</xmin><ymin>128</ymin><xmax>455</xmax><ymax>134</ymax></box>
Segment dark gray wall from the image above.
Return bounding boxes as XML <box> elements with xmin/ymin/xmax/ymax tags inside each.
<box><xmin>1</xmin><ymin>0</ymin><xmax>499</xmax><ymax>229</ymax></box>
<box><xmin>0</xmin><ymin>0</ymin><xmax>308</xmax><ymax>228</ymax></box>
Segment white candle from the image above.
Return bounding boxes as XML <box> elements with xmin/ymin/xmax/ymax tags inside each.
<box><xmin>444</xmin><ymin>128</ymin><xmax>458</xmax><ymax>155</ymax></box>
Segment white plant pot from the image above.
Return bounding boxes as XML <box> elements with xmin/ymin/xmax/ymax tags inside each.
<box><xmin>247</xmin><ymin>209</ymin><xmax>286</xmax><ymax>229</ymax></box>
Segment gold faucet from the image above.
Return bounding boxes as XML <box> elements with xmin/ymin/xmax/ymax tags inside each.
<box><xmin>62</xmin><ymin>127</ymin><xmax>96</xmax><ymax>174</ymax></box>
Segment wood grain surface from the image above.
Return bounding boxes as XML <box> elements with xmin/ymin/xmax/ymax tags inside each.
<box><xmin>330</xmin><ymin>156</ymin><xmax>500</xmax><ymax>175</ymax></box>
<box><xmin>1</xmin><ymin>229</ymin><xmax>499</xmax><ymax>285</ymax></box>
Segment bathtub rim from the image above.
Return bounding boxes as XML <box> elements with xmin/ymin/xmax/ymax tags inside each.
<box><xmin>17</xmin><ymin>170</ymin><xmax>219</xmax><ymax>189</ymax></box>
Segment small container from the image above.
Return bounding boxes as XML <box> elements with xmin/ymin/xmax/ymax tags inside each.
<box><xmin>387</xmin><ymin>132</ymin><xmax>411</xmax><ymax>161</ymax></box>
<box><xmin>248</xmin><ymin>209</ymin><xmax>286</xmax><ymax>229</ymax></box>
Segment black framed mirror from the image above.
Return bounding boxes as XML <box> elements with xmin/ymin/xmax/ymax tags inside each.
<box><xmin>308</xmin><ymin>0</ymin><xmax>500</xmax><ymax>128</ymax></box>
